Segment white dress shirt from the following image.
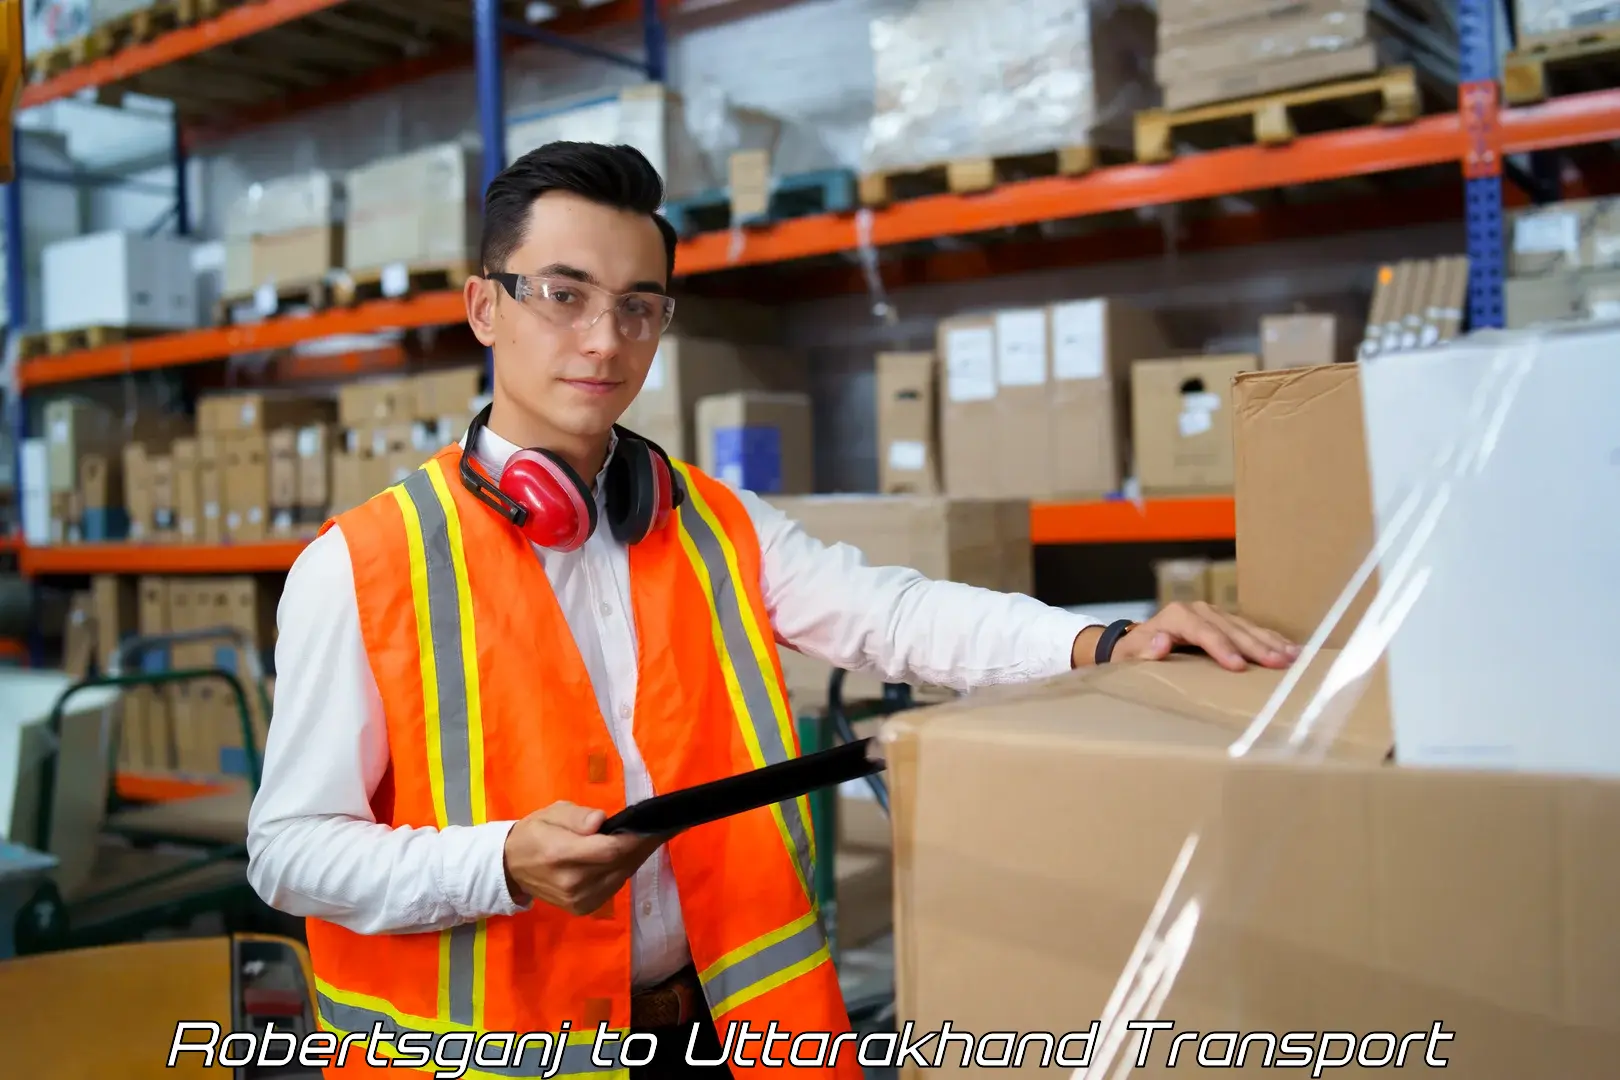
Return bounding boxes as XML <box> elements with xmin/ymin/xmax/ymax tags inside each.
<box><xmin>246</xmin><ymin>425</ymin><xmax>1101</xmax><ymax>989</ymax></box>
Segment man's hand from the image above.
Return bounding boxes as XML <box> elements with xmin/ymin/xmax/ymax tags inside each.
<box><xmin>502</xmin><ymin>801</ymin><xmax>665</xmax><ymax>917</ymax></box>
<box><xmin>1073</xmin><ymin>602</ymin><xmax>1299</xmax><ymax>672</ymax></box>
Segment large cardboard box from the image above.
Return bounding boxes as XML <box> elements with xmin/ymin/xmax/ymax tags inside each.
<box><xmin>1233</xmin><ymin>364</ymin><xmax>1374</xmax><ymax>645</ymax></box>
<box><xmin>885</xmin><ymin>653</ymin><xmax>1620</xmax><ymax>1079</ymax></box>
<box><xmin>875</xmin><ymin>352</ymin><xmax>939</xmax><ymax>495</ymax></box>
<box><xmin>196</xmin><ymin>392</ymin><xmax>335</xmax><ymax>436</ymax></box>
<box><xmin>762</xmin><ymin>495</ymin><xmax>1031</xmax><ymax>712</ymax></box>
<box><xmin>1131</xmin><ymin>354</ymin><xmax>1253</xmax><ymax>494</ymax></box>
<box><xmin>1506</xmin><ymin>196</ymin><xmax>1620</xmax><ymax>278</ymax></box>
<box><xmin>343</xmin><ymin>143</ymin><xmax>481</xmax><ymax>274</ymax></box>
<box><xmin>42</xmin><ymin>231</ymin><xmax>197</xmax><ymax>332</ymax></box>
<box><xmin>694</xmin><ymin>392</ymin><xmax>814</xmax><ymax>495</ymax></box>
<box><xmin>223</xmin><ymin>434</ymin><xmax>270</xmax><ymax>543</ymax></box>
<box><xmin>620</xmin><ymin>336</ymin><xmax>806</xmax><ymax>462</ymax></box>
<box><xmin>936</xmin><ymin>315</ymin><xmax>999</xmax><ymax>496</ymax></box>
<box><xmin>1260</xmin><ymin>313</ymin><xmax>1341</xmax><ymax>369</ymax></box>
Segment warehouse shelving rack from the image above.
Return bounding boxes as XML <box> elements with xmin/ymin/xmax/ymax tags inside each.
<box><xmin>2</xmin><ymin>0</ymin><xmax>1617</xmax><ymax>561</ymax></box>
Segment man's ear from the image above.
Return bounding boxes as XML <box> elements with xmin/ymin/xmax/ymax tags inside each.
<box><xmin>464</xmin><ymin>275</ymin><xmax>497</xmax><ymax>347</ymax></box>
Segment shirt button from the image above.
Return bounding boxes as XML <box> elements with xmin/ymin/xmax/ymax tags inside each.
<box><xmin>641</xmin><ymin>901</ymin><xmax>652</xmax><ymax>916</ymax></box>
<box><xmin>619</xmin><ymin>703</ymin><xmax>631</xmax><ymax>719</ymax></box>
<box><xmin>600</xmin><ymin>602</ymin><xmax>612</xmax><ymax>617</ymax></box>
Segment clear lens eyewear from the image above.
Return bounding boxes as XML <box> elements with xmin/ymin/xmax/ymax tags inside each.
<box><xmin>488</xmin><ymin>273</ymin><xmax>675</xmax><ymax>342</ymax></box>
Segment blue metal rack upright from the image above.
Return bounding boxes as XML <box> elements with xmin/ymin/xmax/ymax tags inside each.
<box><xmin>470</xmin><ymin>0</ymin><xmax>671</xmax><ymax>384</ymax></box>
<box><xmin>1460</xmin><ymin>0</ymin><xmax>1506</xmax><ymax>332</ymax></box>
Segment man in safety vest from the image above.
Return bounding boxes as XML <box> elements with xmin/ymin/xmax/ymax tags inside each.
<box><xmin>247</xmin><ymin>141</ymin><xmax>1297</xmax><ymax>1079</ymax></box>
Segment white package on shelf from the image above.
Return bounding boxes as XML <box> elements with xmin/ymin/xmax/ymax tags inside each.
<box><xmin>223</xmin><ymin>172</ymin><xmax>344</xmax><ymax>239</ymax></box>
<box><xmin>1516</xmin><ymin>0</ymin><xmax>1620</xmax><ymax>40</ymax></box>
<box><xmin>861</xmin><ymin>0</ymin><xmax>1156</xmax><ymax>174</ymax></box>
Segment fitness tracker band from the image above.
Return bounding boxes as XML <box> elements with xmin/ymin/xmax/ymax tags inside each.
<box><xmin>1094</xmin><ymin>619</ymin><xmax>1138</xmax><ymax>665</ymax></box>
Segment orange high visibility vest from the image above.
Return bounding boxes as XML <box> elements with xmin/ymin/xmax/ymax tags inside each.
<box><xmin>301</xmin><ymin>444</ymin><xmax>862</xmax><ymax>1078</ymax></box>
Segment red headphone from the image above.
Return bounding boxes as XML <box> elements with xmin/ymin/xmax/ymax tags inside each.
<box><xmin>458</xmin><ymin>402</ymin><xmax>684</xmax><ymax>552</ymax></box>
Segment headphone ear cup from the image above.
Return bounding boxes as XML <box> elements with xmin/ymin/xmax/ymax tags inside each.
<box><xmin>501</xmin><ymin>449</ymin><xmax>596</xmax><ymax>551</ymax></box>
<box><xmin>606</xmin><ymin>442</ymin><xmax>657</xmax><ymax>545</ymax></box>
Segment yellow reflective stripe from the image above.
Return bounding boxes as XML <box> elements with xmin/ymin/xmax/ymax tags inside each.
<box><xmin>674</xmin><ymin>466</ymin><xmax>814</xmax><ymax>849</ymax></box>
<box><xmin>317</xmin><ymin>979</ymin><xmax>628</xmax><ymax>1078</ymax></box>
<box><xmin>389</xmin><ymin>481</ymin><xmax>450</xmax><ymax>831</ymax></box>
<box><xmin>699</xmin><ymin>911</ymin><xmax>833</xmax><ymax>1018</ymax></box>
<box><xmin>395</xmin><ymin>463</ymin><xmax>490</xmax><ymax>1033</ymax></box>
<box><xmin>669</xmin><ymin>467</ymin><xmax>813</xmax><ymax>901</ymax></box>
<box><xmin>423</xmin><ymin>459</ymin><xmax>492</xmax><ymax>1032</ymax></box>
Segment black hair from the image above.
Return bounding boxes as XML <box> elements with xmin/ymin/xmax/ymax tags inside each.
<box><xmin>479</xmin><ymin>141</ymin><xmax>678</xmax><ymax>282</ymax></box>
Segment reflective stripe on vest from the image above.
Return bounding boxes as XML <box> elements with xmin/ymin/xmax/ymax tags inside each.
<box><xmin>316</xmin><ymin>978</ymin><xmax>629</xmax><ymax>1078</ymax></box>
<box><xmin>327</xmin><ymin>457</ymin><xmax>829</xmax><ymax>1039</ymax></box>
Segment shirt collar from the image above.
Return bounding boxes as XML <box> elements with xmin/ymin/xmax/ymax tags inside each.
<box><xmin>459</xmin><ymin>423</ymin><xmax>618</xmax><ymax>497</ymax></box>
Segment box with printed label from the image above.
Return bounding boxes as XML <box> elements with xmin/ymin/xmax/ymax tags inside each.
<box><xmin>1506</xmin><ymin>197</ymin><xmax>1620</xmax><ymax>278</ymax></box>
<box><xmin>42</xmin><ymin>231</ymin><xmax>198</xmax><ymax>333</ymax></box>
<box><xmin>620</xmin><ymin>336</ymin><xmax>807</xmax><ymax>462</ymax></box>
<box><xmin>936</xmin><ymin>315</ymin><xmax>1000</xmax><ymax>497</ymax></box>
<box><xmin>1131</xmin><ymin>355</ymin><xmax>1254</xmax><ymax>494</ymax></box>
<box><xmin>875</xmin><ymin>352</ymin><xmax>940</xmax><ymax>495</ymax></box>
<box><xmin>223</xmin><ymin>433</ymin><xmax>270</xmax><ymax>543</ymax></box>
<box><xmin>694</xmin><ymin>392</ymin><xmax>813</xmax><ymax>495</ymax></box>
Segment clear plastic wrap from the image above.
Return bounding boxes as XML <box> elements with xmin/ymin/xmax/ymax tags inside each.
<box><xmin>881</xmin><ymin>323</ymin><xmax>1620</xmax><ymax>1078</ymax></box>
<box><xmin>1517</xmin><ymin>0</ymin><xmax>1620</xmax><ymax>41</ymax></box>
<box><xmin>222</xmin><ymin>171</ymin><xmax>343</xmax><ymax>239</ymax></box>
<box><xmin>860</xmin><ymin>0</ymin><xmax>1156</xmax><ymax>174</ymax></box>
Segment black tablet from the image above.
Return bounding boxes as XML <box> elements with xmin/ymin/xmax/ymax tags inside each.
<box><xmin>598</xmin><ymin>738</ymin><xmax>886</xmax><ymax>836</ymax></box>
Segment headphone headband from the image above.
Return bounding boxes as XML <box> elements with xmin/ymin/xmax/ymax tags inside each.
<box><xmin>460</xmin><ymin>403</ymin><xmax>528</xmax><ymax>526</ymax></box>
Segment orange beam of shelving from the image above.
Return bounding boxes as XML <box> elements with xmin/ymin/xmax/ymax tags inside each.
<box><xmin>676</xmin><ymin>113</ymin><xmax>1466</xmax><ymax>277</ymax></box>
<box><xmin>1030</xmin><ymin>497</ymin><xmax>1235</xmax><ymax>546</ymax></box>
<box><xmin>115</xmin><ymin>772</ymin><xmax>233</xmax><ymax>803</ymax></box>
<box><xmin>19</xmin><ymin>0</ymin><xmax>352</xmax><ymax>109</ymax></box>
<box><xmin>1499</xmin><ymin>87</ymin><xmax>1620</xmax><ymax>154</ymax></box>
<box><xmin>20</xmin><ymin>540</ymin><xmax>311</xmax><ymax>576</ymax></box>
<box><xmin>17</xmin><ymin>291</ymin><xmax>467</xmax><ymax>389</ymax></box>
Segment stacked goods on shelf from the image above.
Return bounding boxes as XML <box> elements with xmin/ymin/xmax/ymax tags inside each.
<box><xmin>1355</xmin><ymin>255</ymin><xmax>1469</xmax><ymax>357</ymax></box>
<box><xmin>506</xmin><ymin>83</ymin><xmax>782</xmax><ymax>204</ymax></box>
<box><xmin>341</xmin><ymin>142</ymin><xmax>482</xmax><ymax>296</ymax></box>
<box><xmin>1503</xmin><ymin>2</ymin><xmax>1620</xmax><ymax>103</ymax></box>
<box><xmin>1516</xmin><ymin>0</ymin><xmax>1620</xmax><ymax>42</ymax></box>
<box><xmin>27</xmin><ymin>398</ymin><xmax>187</xmax><ymax>545</ymax></box>
<box><xmin>760</xmin><ymin>494</ymin><xmax>1033</xmax><ymax>714</ymax></box>
<box><xmin>220</xmin><ymin>171</ymin><xmax>345</xmax><ymax>317</ymax></box>
<box><xmin>186</xmin><ymin>392</ymin><xmax>336</xmax><ymax>545</ymax></box>
<box><xmin>693</xmin><ymin>391</ymin><xmax>814</xmax><ymax>495</ymax></box>
<box><xmin>858</xmin><ymin>0</ymin><xmax>1155</xmax><ymax>199</ymax></box>
<box><xmin>1259</xmin><ymin>311</ymin><xmax>1352</xmax><ymax>369</ymax></box>
<box><xmin>1149</xmin><ymin>0</ymin><xmax>1454</xmax><ymax>114</ymax></box>
<box><xmin>933</xmin><ymin>300</ymin><xmax>1170</xmax><ymax>501</ymax></box>
<box><xmin>1155</xmin><ymin>556</ymin><xmax>1240</xmax><ymax>611</ymax></box>
<box><xmin>330</xmin><ymin>366</ymin><xmax>485</xmax><ymax>516</ymax></box>
<box><xmin>1131</xmin><ymin>353</ymin><xmax>1255</xmax><ymax>495</ymax></box>
<box><xmin>117</xmin><ymin>575</ymin><xmax>279</xmax><ymax>783</ymax></box>
<box><xmin>1503</xmin><ymin>198</ymin><xmax>1620</xmax><ymax>328</ymax></box>
<box><xmin>39</xmin><ymin>230</ymin><xmax>199</xmax><ymax>343</ymax></box>
<box><xmin>619</xmin><ymin>334</ymin><xmax>810</xmax><ymax>477</ymax></box>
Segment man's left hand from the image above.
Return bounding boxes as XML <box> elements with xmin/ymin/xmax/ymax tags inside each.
<box><xmin>1074</xmin><ymin>602</ymin><xmax>1299</xmax><ymax>672</ymax></box>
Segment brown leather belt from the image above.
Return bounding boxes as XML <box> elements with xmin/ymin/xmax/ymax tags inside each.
<box><xmin>630</xmin><ymin>964</ymin><xmax>706</xmax><ymax>1029</ymax></box>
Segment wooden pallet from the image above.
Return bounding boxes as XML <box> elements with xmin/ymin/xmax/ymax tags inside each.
<box><xmin>17</xmin><ymin>325</ymin><xmax>173</xmax><ymax>360</ymax></box>
<box><xmin>1504</xmin><ymin>24</ymin><xmax>1620</xmax><ymax>106</ymax></box>
<box><xmin>858</xmin><ymin>146</ymin><xmax>1111</xmax><ymax>207</ymax></box>
<box><xmin>333</xmin><ymin>261</ymin><xmax>474</xmax><ymax>307</ymax></box>
<box><xmin>215</xmin><ymin>277</ymin><xmax>335</xmax><ymax>324</ymax></box>
<box><xmin>663</xmin><ymin>169</ymin><xmax>858</xmax><ymax>237</ymax></box>
<box><xmin>1134</xmin><ymin>66</ymin><xmax>1421</xmax><ymax>164</ymax></box>
<box><xmin>25</xmin><ymin>0</ymin><xmax>228</xmax><ymax>82</ymax></box>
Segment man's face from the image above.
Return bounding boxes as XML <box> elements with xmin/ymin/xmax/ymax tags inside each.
<box><xmin>469</xmin><ymin>190</ymin><xmax>669</xmax><ymax>440</ymax></box>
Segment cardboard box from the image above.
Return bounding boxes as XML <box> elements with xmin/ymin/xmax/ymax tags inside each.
<box><xmin>1160</xmin><ymin>38</ymin><xmax>1384</xmax><ymax>111</ymax></box>
<box><xmin>874</xmin><ymin>352</ymin><xmax>939</xmax><ymax>495</ymax></box>
<box><xmin>1233</xmin><ymin>364</ymin><xmax>1374</xmax><ymax>645</ymax></box>
<box><xmin>198</xmin><ymin>436</ymin><xmax>225</xmax><ymax>546</ymax></box>
<box><xmin>413</xmin><ymin>366</ymin><xmax>483</xmax><ymax>424</ymax></box>
<box><xmin>343</xmin><ymin>142</ymin><xmax>481</xmax><ymax>274</ymax></box>
<box><xmin>43</xmin><ymin>398</ymin><xmax>114</xmax><ymax>493</ymax></box>
<box><xmin>762</xmin><ymin>494</ymin><xmax>1031</xmax><ymax>711</ymax></box>
<box><xmin>1155</xmin><ymin>5</ymin><xmax>1371</xmax><ymax>82</ymax></box>
<box><xmin>936</xmin><ymin>315</ymin><xmax>999</xmax><ymax>496</ymax></box>
<box><xmin>886</xmin><ymin>652</ymin><xmax>1620</xmax><ymax>1080</ymax></box>
<box><xmin>1155</xmin><ymin>557</ymin><xmax>1210</xmax><ymax>608</ymax></box>
<box><xmin>619</xmin><ymin>336</ymin><xmax>807</xmax><ymax>461</ymax></box>
<box><xmin>1048</xmin><ymin>298</ymin><xmax>1169</xmax><ymax>497</ymax></box>
<box><xmin>224</xmin><ymin>225</ymin><xmax>344</xmax><ymax>297</ymax></box>
<box><xmin>337</xmin><ymin>377</ymin><xmax>416</xmax><ymax>428</ymax></box>
<box><xmin>149</xmin><ymin>455</ymin><xmax>176</xmax><ymax>540</ymax></box>
<box><xmin>1207</xmin><ymin>558</ymin><xmax>1240</xmax><ymax>612</ymax></box>
<box><xmin>77</xmin><ymin>454</ymin><xmax>127</xmax><ymax>542</ymax></box>
<box><xmin>1131</xmin><ymin>354</ymin><xmax>1253</xmax><ymax>494</ymax></box>
<box><xmin>1516</xmin><ymin>0</ymin><xmax>1620</xmax><ymax>42</ymax></box>
<box><xmin>296</xmin><ymin>423</ymin><xmax>333</xmax><ymax>527</ymax></box>
<box><xmin>123</xmin><ymin>444</ymin><xmax>154</xmax><ymax>543</ymax></box>
<box><xmin>42</xmin><ymin>231</ymin><xmax>198</xmax><ymax>332</ymax></box>
<box><xmin>694</xmin><ymin>392</ymin><xmax>814</xmax><ymax>495</ymax></box>
<box><xmin>1506</xmin><ymin>196</ymin><xmax>1620</xmax><ymax>278</ymax></box>
<box><xmin>196</xmin><ymin>392</ymin><xmax>335</xmax><ymax>436</ymax></box>
<box><xmin>330</xmin><ymin>452</ymin><xmax>368</xmax><ymax>517</ymax></box>
<box><xmin>268</xmin><ymin>428</ymin><xmax>299</xmax><ymax>537</ymax></box>
<box><xmin>223</xmin><ymin>434</ymin><xmax>270</xmax><ymax>543</ymax></box>
<box><xmin>1260</xmin><ymin>313</ymin><xmax>1340</xmax><ymax>369</ymax></box>
<box><xmin>1505</xmin><ymin>267</ymin><xmax>1620</xmax><ymax>328</ymax></box>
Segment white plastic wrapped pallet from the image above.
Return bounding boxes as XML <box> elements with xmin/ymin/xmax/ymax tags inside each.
<box><xmin>1515</xmin><ymin>0</ymin><xmax>1620</xmax><ymax>41</ymax></box>
<box><xmin>860</xmin><ymin>0</ymin><xmax>1157</xmax><ymax>174</ymax></box>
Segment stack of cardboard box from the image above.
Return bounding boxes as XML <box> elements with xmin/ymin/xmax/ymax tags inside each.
<box><xmin>330</xmin><ymin>367</ymin><xmax>484</xmax><ymax>515</ymax></box>
<box><xmin>881</xmin><ymin>356</ymin><xmax>1620</xmax><ymax>1072</ymax></box>
<box><xmin>1504</xmin><ymin>197</ymin><xmax>1620</xmax><ymax>329</ymax></box>
<box><xmin>1154</xmin><ymin>0</ymin><xmax>1433</xmax><ymax>111</ymax></box>
<box><xmin>221</xmin><ymin>171</ymin><xmax>345</xmax><ymax>305</ymax></box>
<box><xmin>343</xmin><ymin>143</ymin><xmax>482</xmax><ymax>279</ymax></box>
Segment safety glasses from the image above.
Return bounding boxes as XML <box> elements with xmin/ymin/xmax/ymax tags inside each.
<box><xmin>486</xmin><ymin>272</ymin><xmax>676</xmax><ymax>343</ymax></box>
